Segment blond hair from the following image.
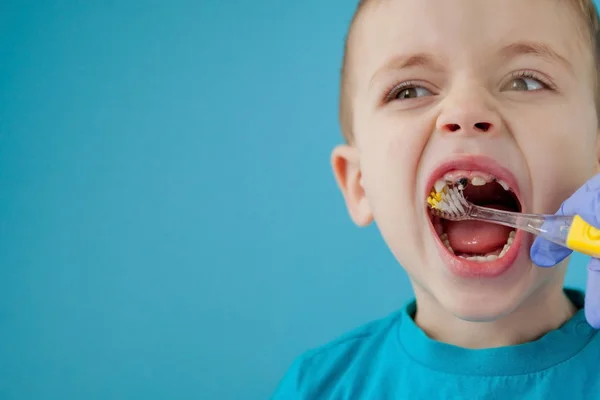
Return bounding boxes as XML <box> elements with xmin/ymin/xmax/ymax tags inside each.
<box><xmin>339</xmin><ymin>0</ymin><xmax>600</xmax><ymax>143</ymax></box>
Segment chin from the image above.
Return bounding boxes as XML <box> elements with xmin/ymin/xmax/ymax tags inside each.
<box><xmin>437</xmin><ymin>280</ymin><xmax>531</xmax><ymax>322</ymax></box>
<box><xmin>427</xmin><ymin>244</ymin><xmax>552</xmax><ymax>323</ymax></box>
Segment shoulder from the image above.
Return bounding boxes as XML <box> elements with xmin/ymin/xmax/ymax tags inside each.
<box><xmin>271</xmin><ymin>309</ymin><xmax>405</xmax><ymax>399</ymax></box>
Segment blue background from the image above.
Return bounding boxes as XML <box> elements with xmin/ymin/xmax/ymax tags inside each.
<box><xmin>0</xmin><ymin>1</ymin><xmax>594</xmax><ymax>399</ymax></box>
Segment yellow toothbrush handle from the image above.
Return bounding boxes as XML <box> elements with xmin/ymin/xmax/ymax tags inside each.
<box><xmin>566</xmin><ymin>215</ymin><xmax>600</xmax><ymax>257</ymax></box>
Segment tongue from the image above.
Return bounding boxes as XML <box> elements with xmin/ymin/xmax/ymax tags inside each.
<box><xmin>444</xmin><ymin>204</ymin><xmax>513</xmax><ymax>255</ymax></box>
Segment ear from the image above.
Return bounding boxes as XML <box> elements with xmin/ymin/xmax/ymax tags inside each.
<box><xmin>331</xmin><ymin>144</ymin><xmax>373</xmax><ymax>227</ymax></box>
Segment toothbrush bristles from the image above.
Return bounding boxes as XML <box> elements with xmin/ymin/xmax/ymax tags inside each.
<box><xmin>427</xmin><ymin>186</ymin><xmax>471</xmax><ymax>220</ymax></box>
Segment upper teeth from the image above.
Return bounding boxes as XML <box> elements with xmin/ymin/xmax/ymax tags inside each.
<box><xmin>432</xmin><ymin>174</ymin><xmax>512</xmax><ymax>192</ymax></box>
<box><xmin>470</xmin><ymin>176</ymin><xmax>486</xmax><ymax>186</ymax></box>
<box><xmin>496</xmin><ymin>179</ymin><xmax>510</xmax><ymax>191</ymax></box>
<box><xmin>434</xmin><ymin>180</ymin><xmax>446</xmax><ymax>193</ymax></box>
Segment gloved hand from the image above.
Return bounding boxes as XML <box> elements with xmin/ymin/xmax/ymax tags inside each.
<box><xmin>530</xmin><ymin>173</ymin><xmax>600</xmax><ymax>329</ymax></box>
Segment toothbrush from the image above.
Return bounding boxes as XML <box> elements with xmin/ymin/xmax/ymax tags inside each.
<box><xmin>427</xmin><ymin>186</ymin><xmax>600</xmax><ymax>258</ymax></box>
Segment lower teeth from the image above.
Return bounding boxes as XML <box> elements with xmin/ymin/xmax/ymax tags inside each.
<box><xmin>440</xmin><ymin>231</ymin><xmax>516</xmax><ymax>262</ymax></box>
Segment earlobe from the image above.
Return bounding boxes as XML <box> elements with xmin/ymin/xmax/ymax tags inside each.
<box><xmin>331</xmin><ymin>145</ymin><xmax>373</xmax><ymax>227</ymax></box>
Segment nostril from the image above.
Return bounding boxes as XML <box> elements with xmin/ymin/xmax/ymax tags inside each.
<box><xmin>474</xmin><ymin>122</ymin><xmax>492</xmax><ymax>132</ymax></box>
<box><xmin>445</xmin><ymin>124</ymin><xmax>461</xmax><ymax>132</ymax></box>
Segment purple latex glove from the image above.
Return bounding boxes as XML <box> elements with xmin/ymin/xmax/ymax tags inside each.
<box><xmin>530</xmin><ymin>173</ymin><xmax>600</xmax><ymax>329</ymax></box>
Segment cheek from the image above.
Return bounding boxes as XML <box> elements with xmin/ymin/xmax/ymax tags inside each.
<box><xmin>521</xmin><ymin>131</ymin><xmax>597</xmax><ymax>213</ymax></box>
<box><xmin>359</xmin><ymin>119</ymin><xmax>430</xmax><ymax>263</ymax></box>
<box><xmin>506</xmin><ymin>98</ymin><xmax>598</xmax><ymax>213</ymax></box>
<box><xmin>365</xmin><ymin>124</ymin><xmax>425</xmax><ymax>207</ymax></box>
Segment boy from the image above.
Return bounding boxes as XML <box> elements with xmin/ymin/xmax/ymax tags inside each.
<box><xmin>273</xmin><ymin>0</ymin><xmax>600</xmax><ymax>398</ymax></box>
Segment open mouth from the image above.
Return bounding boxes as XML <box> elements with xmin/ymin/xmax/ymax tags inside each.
<box><xmin>428</xmin><ymin>171</ymin><xmax>522</xmax><ymax>262</ymax></box>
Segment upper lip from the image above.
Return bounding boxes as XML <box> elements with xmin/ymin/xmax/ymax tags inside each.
<box><xmin>424</xmin><ymin>154</ymin><xmax>522</xmax><ymax>204</ymax></box>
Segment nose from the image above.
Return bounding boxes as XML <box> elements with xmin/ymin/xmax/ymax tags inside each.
<box><xmin>441</xmin><ymin>121</ymin><xmax>492</xmax><ymax>133</ymax></box>
<box><xmin>436</xmin><ymin>90</ymin><xmax>500</xmax><ymax>135</ymax></box>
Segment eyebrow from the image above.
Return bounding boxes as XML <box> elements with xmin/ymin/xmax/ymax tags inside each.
<box><xmin>369</xmin><ymin>53</ymin><xmax>443</xmax><ymax>88</ymax></box>
<box><xmin>498</xmin><ymin>41</ymin><xmax>573</xmax><ymax>73</ymax></box>
<box><xmin>369</xmin><ymin>41</ymin><xmax>573</xmax><ymax>90</ymax></box>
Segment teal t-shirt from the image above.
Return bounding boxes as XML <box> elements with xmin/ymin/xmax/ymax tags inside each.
<box><xmin>272</xmin><ymin>289</ymin><xmax>600</xmax><ymax>399</ymax></box>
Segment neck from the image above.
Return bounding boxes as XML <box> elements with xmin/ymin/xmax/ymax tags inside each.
<box><xmin>412</xmin><ymin>273</ymin><xmax>577</xmax><ymax>349</ymax></box>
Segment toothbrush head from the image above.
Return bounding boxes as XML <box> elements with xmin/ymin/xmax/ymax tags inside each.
<box><xmin>427</xmin><ymin>187</ymin><xmax>472</xmax><ymax>220</ymax></box>
<box><xmin>426</xmin><ymin>190</ymin><xmax>444</xmax><ymax>210</ymax></box>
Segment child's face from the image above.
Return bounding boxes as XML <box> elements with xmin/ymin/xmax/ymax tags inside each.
<box><xmin>335</xmin><ymin>0</ymin><xmax>600</xmax><ymax>320</ymax></box>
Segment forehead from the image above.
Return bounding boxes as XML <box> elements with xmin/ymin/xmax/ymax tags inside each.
<box><xmin>350</xmin><ymin>0</ymin><xmax>591</xmax><ymax>88</ymax></box>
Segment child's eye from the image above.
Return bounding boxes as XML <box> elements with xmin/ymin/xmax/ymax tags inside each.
<box><xmin>504</xmin><ymin>77</ymin><xmax>545</xmax><ymax>91</ymax></box>
<box><xmin>397</xmin><ymin>86</ymin><xmax>432</xmax><ymax>99</ymax></box>
<box><xmin>386</xmin><ymin>83</ymin><xmax>433</xmax><ymax>102</ymax></box>
<box><xmin>501</xmin><ymin>72</ymin><xmax>552</xmax><ymax>92</ymax></box>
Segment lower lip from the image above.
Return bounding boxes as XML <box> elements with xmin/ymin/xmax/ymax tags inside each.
<box><xmin>428</xmin><ymin>216</ymin><xmax>523</xmax><ymax>278</ymax></box>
